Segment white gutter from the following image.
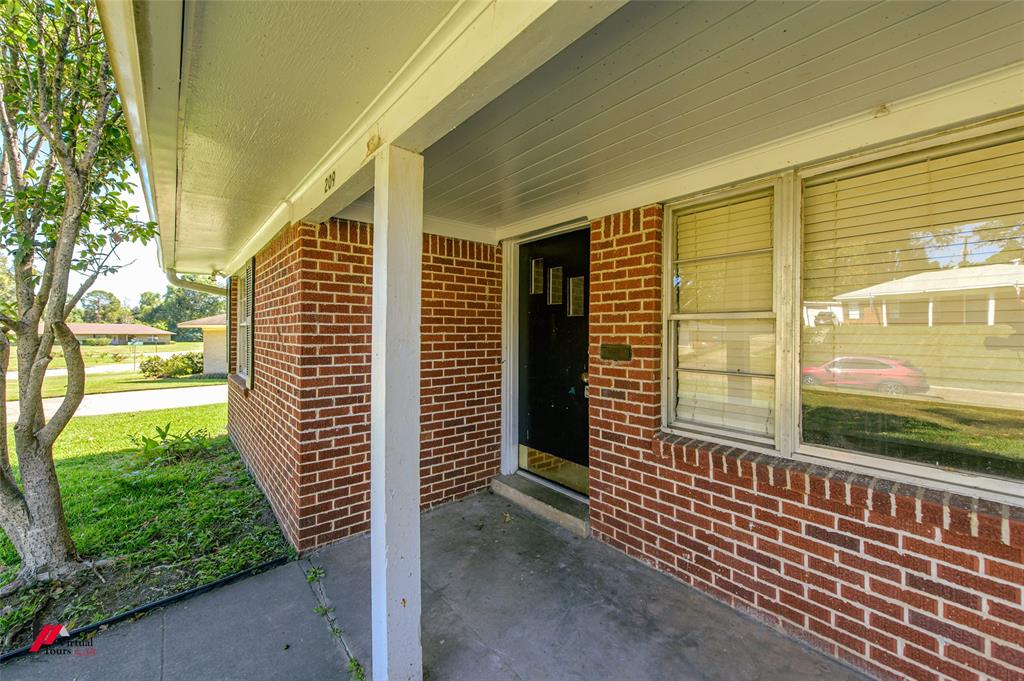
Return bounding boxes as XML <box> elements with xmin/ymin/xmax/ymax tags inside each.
<box><xmin>166</xmin><ymin>269</ymin><xmax>226</xmax><ymax>296</ymax></box>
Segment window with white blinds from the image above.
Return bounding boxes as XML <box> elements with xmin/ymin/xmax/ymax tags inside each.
<box><xmin>801</xmin><ymin>136</ymin><xmax>1024</xmax><ymax>478</ymax></box>
<box><xmin>669</xmin><ymin>189</ymin><xmax>776</xmax><ymax>439</ymax></box>
<box><xmin>236</xmin><ymin>258</ymin><xmax>254</xmax><ymax>385</ymax></box>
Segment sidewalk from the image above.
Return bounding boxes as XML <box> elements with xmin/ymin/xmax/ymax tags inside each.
<box><xmin>0</xmin><ymin>492</ymin><xmax>868</xmax><ymax>681</ymax></box>
<box><xmin>0</xmin><ymin>562</ymin><xmax>343</xmax><ymax>681</ymax></box>
<box><xmin>5</xmin><ymin>384</ymin><xmax>227</xmax><ymax>422</ymax></box>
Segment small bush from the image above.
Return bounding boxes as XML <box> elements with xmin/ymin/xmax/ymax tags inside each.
<box><xmin>132</xmin><ymin>423</ymin><xmax>213</xmax><ymax>464</ymax></box>
<box><xmin>80</xmin><ymin>336</ymin><xmax>113</xmax><ymax>346</ymax></box>
<box><xmin>139</xmin><ymin>352</ymin><xmax>204</xmax><ymax>378</ymax></box>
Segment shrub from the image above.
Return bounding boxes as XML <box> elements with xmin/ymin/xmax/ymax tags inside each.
<box><xmin>132</xmin><ymin>423</ymin><xmax>213</xmax><ymax>464</ymax></box>
<box><xmin>80</xmin><ymin>336</ymin><xmax>113</xmax><ymax>346</ymax></box>
<box><xmin>139</xmin><ymin>352</ymin><xmax>204</xmax><ymax>378</ymax></box>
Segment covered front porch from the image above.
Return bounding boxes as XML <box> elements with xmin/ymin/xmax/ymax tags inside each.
<box><xmin>1</xmin><ymin>490</ymin><xmax>866</xmax><ymax>681</ymax></box>
<box><xmin>97</xmin><ymin>1</ymin><xmax>1024</xmax><ymax>679</ymax></box>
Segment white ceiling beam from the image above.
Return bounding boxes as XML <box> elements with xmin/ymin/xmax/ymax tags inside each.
<box><xmin>224</xmin><ymin>0</ymin><xmax>624</xmax><ymax>275</ymax></box>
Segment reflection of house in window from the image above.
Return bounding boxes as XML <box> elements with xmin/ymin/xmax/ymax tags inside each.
<box><xmin>831</xmin><ymin>262</ymin><xmax>1024</xmax><ymax>327</ymax></box>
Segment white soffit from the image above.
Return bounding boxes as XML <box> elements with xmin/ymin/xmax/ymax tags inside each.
<box><xmin>420</xmin><ymin>0</ymin><xmax>1024</xmax><ymax>238</ymax></box>
<box><xmin>172</xmin><ymin>0</ymin><xmax>458</xmax><ymax>273</ymax></box>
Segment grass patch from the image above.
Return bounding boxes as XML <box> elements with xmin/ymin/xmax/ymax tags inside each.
<box><xmin>5</xmin><ymin>371</ymin><xmax>225</xmax><ymax>402</ymax></box>
<box><xmin>7</xmin><ymin>341</ymin><xmax>204</xmax><ymax>372</ymax></box>
<box><xmin>803</xmin><ymin>387</ymin><xmax>1024</xmax><ymax>478</ymax></box>
<box><xmin>0</xmin><ymin>404</ymin><xmax>291</xmax><ymax>651</ymax></box>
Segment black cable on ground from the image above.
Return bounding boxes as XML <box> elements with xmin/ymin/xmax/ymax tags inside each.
<box><xmin>0</xmin><ymin>554</ymin><xmax>291</xmax><ymax>664</ymax></box>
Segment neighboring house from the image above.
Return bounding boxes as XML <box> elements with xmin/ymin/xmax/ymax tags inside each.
<box><xmin>178</xmin><ymin>314</ymin><xmax>227</xmax><ymax>374</ymax></box>
<box><xmin>100</xmin><ymin>3</ymin><xmax>1024</xmax><ymax>681</ymax></box>
<box><xmin>832</xmin><ymin>261</ymin><xmax>1024</xmax><ymax>327</ymax></box>
<box><xmin>54</xmin><ymin>322</ymin><xmax>172</xmax><ymax>345</ymax></box>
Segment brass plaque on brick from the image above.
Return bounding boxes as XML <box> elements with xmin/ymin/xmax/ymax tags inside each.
<box><xmin>600</xmin><ymin>343</ymin><xmax>632</xmax><ymax>361</ymax></box>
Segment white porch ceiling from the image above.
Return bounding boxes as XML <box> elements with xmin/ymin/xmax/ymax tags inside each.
<box><xmin>106</xmin><ymin>0</ymin><xmax>1024</xmax><ymax>273</ymax></box>
<box><xmin>172</xmin><ymin>0</ymin><xmax>456</xmax><ymax>271</ymax></box>
<box><xmin>413</xmin><ymin>1</ymin><xmax>1024</xmax><ymax>234</ymax></box>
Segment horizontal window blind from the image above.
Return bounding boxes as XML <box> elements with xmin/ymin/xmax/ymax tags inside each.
<box><xmin>673</xmin><ymin>190</ymin><xmax>774</xmax><ymax>315</ymax></box>
<box><xmin>671</xmin><ymin>188</ymin><xmax>776</xmax><ymax>438</ymax></box>
<box><xmin>801</xmin><ymin>136</ymin><xmax>1024</xmax><ymax>477</ymax></box>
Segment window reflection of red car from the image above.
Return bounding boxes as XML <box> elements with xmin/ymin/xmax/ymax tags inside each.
<box><xmin>801</xmin><ymin>356</ymin><xmax>929</xmax><ymax>395</ymax></box>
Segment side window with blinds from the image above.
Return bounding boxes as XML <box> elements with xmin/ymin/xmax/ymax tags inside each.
<box><xmin>225</xmin><ymin>275</ymin><xmax>233</xmax><ymax>370</ymax></box>
<box><xmin>801</xmin><ymin>137</ymin><xmax>1024</xmax><ymax>478</ymax></box>
<box><xmin>668</xmin><ymin>188</ymin><xmax>776</xmax><ymax>439</ymax></box>
<box><xmin>235</xmin><ymin>258</ymin><xmax>255</xmax><ymax>386</ymax></box>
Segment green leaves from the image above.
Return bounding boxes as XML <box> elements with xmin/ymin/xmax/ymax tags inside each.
<box><xmin>1</xmin><ymin>0</ymin><xmax>156</xmax><ymax>318</ymax></box>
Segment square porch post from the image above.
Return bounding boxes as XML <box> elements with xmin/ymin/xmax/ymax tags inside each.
<box><xmin>370</xmin><ymin>143</ymin><xmax>424</xmax><ymax>681</ymax></box>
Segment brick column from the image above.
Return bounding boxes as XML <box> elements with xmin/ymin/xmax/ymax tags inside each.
<box><xmin>587</xmin><ymin>204</ymin><xmax>664</xmax><ymax>556</ymax></box>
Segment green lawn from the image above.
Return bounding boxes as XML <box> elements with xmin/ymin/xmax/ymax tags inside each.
<box><xmin>5</xmin><ymin>370</ymin><xmax>225</xmax><ymax>402</ymax></box>
<box><xmin>6</xmin><ymin>341</ymin><xmax>204</xmax><ymax>372</ymax></box>
<box><xmin>0</xmin><ymin>404</ymin><xmax>291</xmax><ymax>649</ymax></box>
<box><xmin>803</xmin><ymin>387</ymin><xmax>1024</xmax><ymax>479</ymax></box>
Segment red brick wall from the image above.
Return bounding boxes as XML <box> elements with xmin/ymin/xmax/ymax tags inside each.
<box><xmin>228</xmin><ymin>220</ymin><xmax>501</xmax><ymax>551</ymax></box>
<box><xmin>227</xmin><ymin>223</ymin><xmax>308</xmax><ymax>546</ymax></box>
<box><xmin>588</xmin><ymin>206</ymin><xmax>1024</xmax><ymax>681</ymax></box>
<box><xmin>421</xmin><ymin>234</ymin><xmax>502</xmax><ymax>508</ymax></box>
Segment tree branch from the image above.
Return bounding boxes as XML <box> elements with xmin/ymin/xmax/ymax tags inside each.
<box><xmin>36</xmin><ymin>321</ymin><xmax>84</xmax><ymax>449</ymax></box>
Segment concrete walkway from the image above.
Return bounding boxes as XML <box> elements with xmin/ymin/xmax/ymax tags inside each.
<box><xmin>0</xmin><ymin>492</ymin><xmax>868</xmax><ymax>681</ymax></box>
<box><xmin>5</xmin><ymin>384</ymin><xmax>227</xmax><ymax>422</ymax></box>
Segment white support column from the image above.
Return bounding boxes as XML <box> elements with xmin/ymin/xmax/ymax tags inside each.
<box><xmin>371</xmin><ymin>144</ymin><xmax>424</xmax><ymax>681</ymax></box>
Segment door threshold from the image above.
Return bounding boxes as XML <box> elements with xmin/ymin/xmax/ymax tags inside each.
<box><xmin>491</xmin><ymin>472</ymin><xmax>589</xmax><ymax>538</ymax></box>
<box><xmin>516</xmin><ymin>469</ymin><xmax>589</xmax><ymax>505</ymax></box>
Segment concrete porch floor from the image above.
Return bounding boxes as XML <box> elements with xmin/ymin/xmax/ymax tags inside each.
<box><xmin>2</xmin><ymin>491</ymin><xmax>868</xmax><ymax>681</ymax></box>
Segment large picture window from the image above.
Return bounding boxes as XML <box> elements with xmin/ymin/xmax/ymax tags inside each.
<box><xmin>800</xmin><ymin>136</ymin><xmax>1024</xmax><ymax>479</ymax></box>
<box><xmin>667</xmin><ymin>189</ymin><xmax>776</xmax><ymax>439</ymax></box>
<box><xmin>661</xmin><ymin>123</ymin><xmax>1024</xmax><ymax>491</ymax></box>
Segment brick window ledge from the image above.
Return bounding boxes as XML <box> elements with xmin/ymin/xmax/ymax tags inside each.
<box><xmin>227</xmin><ymin>373</ymin><xmax>249</xmax><ymax>393</ymax></box>
<box><xmin>649</xmin><ymin>430</ymin><xmax>1024</xmax><ymax>552</ymax></box>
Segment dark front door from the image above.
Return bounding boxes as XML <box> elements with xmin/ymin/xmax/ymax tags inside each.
<box><xmin>518</xmin><ymin>228</ymin><xmax>590</xmax><ymax>494</ymax></box>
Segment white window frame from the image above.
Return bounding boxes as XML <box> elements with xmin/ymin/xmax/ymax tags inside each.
<box><xmin>235</xmin><ymin>258</ymin><xmax>254</xmax><ymax>387</ymax></box>
<box><xmin>660</xmin><ymin>116</ymin><xmax>1024</xmax><ymax>505</ymax></box>
<box><xmin>662</xmin><ymin>176</ymin><xmax>790</xmax><ymax>452</ymax></box>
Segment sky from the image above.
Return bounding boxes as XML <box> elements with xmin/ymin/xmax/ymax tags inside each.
<box><xmin>68</xmin><ymin>173</ymin><xmax>168</xmax><ymax>306</ymax></box>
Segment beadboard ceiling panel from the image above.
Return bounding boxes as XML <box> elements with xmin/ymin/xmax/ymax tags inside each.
<box><xmin>420</xmin><ymin>1</ymin><xmax>1024</xmax><ymax>230</ymax></box>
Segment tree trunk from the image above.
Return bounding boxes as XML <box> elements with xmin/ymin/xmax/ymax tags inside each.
<box><xmin>17</xmin><ymin>439</ymin><xmax>78</xmax><ymax>576</ymax></box>
<box><xmin>0</xmin><ymin>436</ymin><xmax>78</xmax><ymax>580</ymax></box>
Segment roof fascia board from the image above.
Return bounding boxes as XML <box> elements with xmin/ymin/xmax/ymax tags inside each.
<box><xmin>493</xmin><ymin>62</ymin><xmax>1024</xmax><ymax>241</ymax></box>
<box><xmin>98</xmin><ymin>0</ymin><xmax>184</xmax><ymax>269</ymax></box>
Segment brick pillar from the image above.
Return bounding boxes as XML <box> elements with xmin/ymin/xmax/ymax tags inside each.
<box><xmin>587</xmin><ymin>205</ymin><xmax>664</xmax><ymax>556</ymax></box>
